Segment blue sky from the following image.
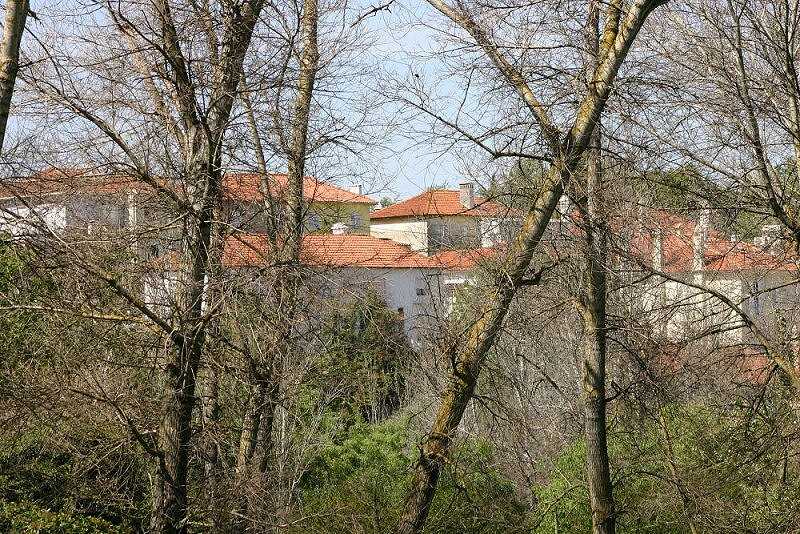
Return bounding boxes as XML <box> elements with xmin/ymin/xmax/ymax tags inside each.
<box><xmin>361</xmin><ymin>0</ymin><xmax>467</xmax><ymax>199</ymax></box>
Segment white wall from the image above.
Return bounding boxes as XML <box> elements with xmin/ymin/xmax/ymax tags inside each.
<box><xmin>0</xmin><ymin>201</ymin><xmax>67</xmax><ymax>236</ymax></box>
<box><xmin>635</xmin><ymin>270</ymin><xmax>800</xmax><ymax>346</ymax></box>
<box><xmin>369</xmin><ymin>220</ymin><xmax>429</xmax><ymax>252</ymax></box>
<box><xmin>327</xmin><ymin>266</ymin><xmax>457</xmax><ymax>343</ymax></box>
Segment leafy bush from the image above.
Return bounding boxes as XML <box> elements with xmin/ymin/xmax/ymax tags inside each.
<box><xmin>532</xmin><ymin>403</ymin><xmax>800</xmax><ymax>533</ymax></box>
<box><xmin>0</xmin><ymin>500</ymin><xmax>126</xmax><ymax>534</ymax></box>
<box><xmin>312</xmin><ymin>290</ymin><xmax>412</xmax><ymax>424</ymax></box>
<box><xmin>0</xmin><ymin>425</ymin><xmax>149</xmax><ymax>531</ymax></box>
<box><xmin>294</xmin><ymin>420</ymin><xmax>530</xmax><ymax>533</ymax></box>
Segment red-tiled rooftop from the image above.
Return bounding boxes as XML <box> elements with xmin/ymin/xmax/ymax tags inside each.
<box><xmin>223</xmin><ymin>173</ymin><xmax>375</xmax><ymax>204</ymax></box>
<box><xmin>370</xmin><ymin>189</ymin><xmax>513</xmax><ymax>220</ymax></box>
<box><xmin>630</xmin><ymin>209</ymin><xmax>797</xmax><ymax>273</ymax></box>
<box><xmin>0</xmin><ymin>169</ymin><xmax>375</xmax><ymax>205</ymax></box>
<box><xmin>223</xmin><ymin>233</ymin><xmax>497</xmax><ymax>270</ymax></box>
<box><xmin>0</xmin><ymin>169</ymin><xmax>137</xmax><ymax>200</ymax></box>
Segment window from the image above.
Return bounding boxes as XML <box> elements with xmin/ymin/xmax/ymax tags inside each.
<box><xmin>350</xmin><ymin>212</ymin><xmax>363</xmax><ymax>228</ymax></box>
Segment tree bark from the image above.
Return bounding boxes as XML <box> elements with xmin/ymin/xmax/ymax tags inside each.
<box><xmin>145</xmin><ymin>0</ymin><xmax>265</xmax><ymax>529</ymax></box>
<box><xmin>0</xmin><ymin>0</ymin><xmax>29</xmax><ymax>153</ymax></box>
<box><xmin>232</xmin><ymin>0</ymin><xmax>318</xmax><ymax>527</ymax></box>
<box><xmin>580</xmin><ymin>3</ymin><xmax>615</xmax><ymax>533</ymax></box>
<box><xmin>150</xmin><ymin>161</ymin><xmax>221</xmax><ymax>534</ymax></box>
<box><xmin>579</xmin><ymin>126</ymin><xmax>615</xmax><ymax>534</ymax></box>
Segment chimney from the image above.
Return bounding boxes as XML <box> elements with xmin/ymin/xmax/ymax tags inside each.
<box><xmin>692</xmin><ymin>203</ymin><xmax>710</xmax><ymax>272</ymax></box>
<box><xmin>331</xmin><ymin>222</ymin><xmax>349</xmax><ymax>235</ymax></box>
<box><xmin>459</xmin><ymin>182</ymin><xmax>475</xmax><ymax>209</ymax></box>
<box><xmin>348</xmin><ymin>184</ymin><xmax>362</xmax><ymax>196</ymax></box>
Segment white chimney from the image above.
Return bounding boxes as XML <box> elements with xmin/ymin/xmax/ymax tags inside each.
<box><xmin>459</xmin><ymin>182</ymin><xmax>475</xmax><ymax>209</ymax></box>
<box><xmin>692</xmin><ymin>204</ymin><xmax>710</xmax><ymax>272</ymax></box>
<box><xmin>348</xmin><ymin>184</ymin><xmax>362</xmax><ymax>196</ymax></box>
<box><xmin>332</xmin><ymin>222</ymin><xmax>349</xmax><ymax>235</ymax></box>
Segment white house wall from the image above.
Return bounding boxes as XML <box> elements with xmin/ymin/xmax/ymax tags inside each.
<box><xmin>369</xmin><ymin>220</ymin><xmax>429</xmax><ymax>252</ymax></box>
<box><xmin>0</xmin><ymin>201</ymin><xmax>67</xmax><ymax>236</ymax></box>
<box><xmin>327</xmin><ymin>266</ymin><xmax>460</xmax><ymax>344</ymax></box>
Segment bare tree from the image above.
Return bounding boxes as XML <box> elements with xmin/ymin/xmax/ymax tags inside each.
<box><xmin>9</xmin><ymin>0</ymin><xmax>267</xmax><ymax>530</ymax></box>
<box><xmin>395</xmin><ymin>0</ymin><xmax>668</xmax><ymax>531</ymax></box>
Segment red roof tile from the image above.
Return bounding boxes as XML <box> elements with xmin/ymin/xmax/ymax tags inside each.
<box><xmin>630</xmin><ymin>210</ymin><xmax>796</xmax><ymax>273</ymax></box>
<box><xmin>223</xmin><ymin>233</ymin><xmax>498</xmax><ymax>270</ymax></box>
<box><xmin>371</xmin><ymin>189</ymin><xmax>512</xmax><ymax>220</ymax></box>
<box><xmin>1</xmin><ymin>169</ymin><xmax>375</xmax><ymax>205</ymax></box>
<box><xmin>223</xmin><ymin>173</ymin><xmax>375</xmax><ymax>204</ymax></box>
<box><xmin>0</xmin><ymin>170</ymin><xmax>137</xmax><ymax>200</ymax></box>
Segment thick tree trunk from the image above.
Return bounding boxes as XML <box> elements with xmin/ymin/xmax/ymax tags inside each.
<box><xmin>151</xmin><ymin>343</ymin><xmax>202</xmax><ymax>534</ymax></box>
<box><xmin>581</xmin><ymin>4</ymin><xmax>615</xmax><ymax>532</ymax></box>
<box><xmin>0</xmin><ymin>0</ymin><xmax>28</xmax><ymax>152</ymax></box>
<box><xmin>233</xmin><ymin>0</ymin><xmax>317</xmax><ymax>527</ymax></box>
<box><xmin>579</xmin><ymin>127</ymin><xmax>615</xmax><ymax>534</ymax></box>
<box><xmin>395</xmin><ymin>0</ymin><xmax>667</xmax><ymax>530</ymax></box>
<box><xmin>285</xmin><ymin>0</ymin><xmax>317</xmax><ymax>250</ymax></box>
<box><xmin>150</xmin><ymin>163</ymin><xmax>220</xmax><ymax>533</ymax></box>
<box><xmin>396</xmin><ymin>176</ymin><xmax>566</xmax><ymax>534</ymax></box>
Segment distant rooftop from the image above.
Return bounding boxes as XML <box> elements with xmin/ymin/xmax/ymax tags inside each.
<box><xmin>370</xmin><ymin>189</ymin><xmax>513</xmax><ymax>220</ymax></box>
<box><xmin>224</xmin><ymin>233</ymin><xmax>496</xmax><ymax>270</ymax></box>
<box><xmin>0</xmin><ymin>168</ymin><xmax>376</xmax><ymax>205</ymax></box>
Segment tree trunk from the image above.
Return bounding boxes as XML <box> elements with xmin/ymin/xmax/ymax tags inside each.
<box><xmin>151</xmin><ymin>339</ymin><xmax>206</xmax><ymax>534</ymax></box>
<box><xmin>580</xmin><ymin>4</ymin><xmax>615</xmax><ymax>533</ymax></box>
<box><xmin>285</xmin><ymin>0</ymin><xmax>318</xmax><ymax>257</ymax></box>
<box><xmin>579</xmin><ymin>126</ymin><xmax>615</xmax><ymax>533</ymax></box>
<box><xmin>0</xmin><ymin>0</ymin><xmax>29</xmax><ymax>152</ymax></box>
<box><xmin>396</xmin><ymin>176</ymin><xmax>566</xmax><ymax>534</ymax></box>
<box><xmin>233</xmin><ymin>0</ymin><xmax>318</xmax><ymax>526</ymax></box>
<box><xmin>150</xmin><ymin>162</ymin><xmax>220</xmax><ymax>533</ymax></box>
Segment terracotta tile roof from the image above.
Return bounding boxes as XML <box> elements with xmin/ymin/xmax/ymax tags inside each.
<box><xmin>370</xmin><ymin>189</ymin><xmax>513</xmax><ymax>220</ymax></box>
<box><xmin>223</xmin><ymin>233</ymin><xmax>497</xmax><ymax>270</ymax></box>
<box><xmin>630</xmin><ymin>209</ymin><xmax>797</xmax><ymax>273</ymax></box>
<box><xmin>1</xmin><ymin>169</ymin><xmax>375</xmax><ymax>205</ymax></box>
<box><xmin>223</xmin><ymin>173</ymin><xmax>375</xmax><ymax>204</ymax></box>
<box><xmin>0</xmin><ymin>169</ymin><xmax>137</xmax><ymax>200</ymax></box>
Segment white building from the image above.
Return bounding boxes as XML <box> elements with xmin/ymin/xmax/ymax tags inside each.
<box><xmin>0</xmin><ymin>170</ymin><xmax>139</xmax><ymax>237</ymax></box>
<box><xmin>218</xmin><ymin>233</ymin><xmax>492</xmax><ymax>343</ymax></box>
<box><xmin>628</xmin><ymin>209</ymin><xmax>799</xmax><ymax>345</ymax></box>
<box><xmin>369</xmin><ymin>182</ymin><xmax>519</xmax><ymax>253</ymax></box>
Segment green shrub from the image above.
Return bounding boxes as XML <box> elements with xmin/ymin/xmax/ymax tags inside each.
<box><xmin>0</xmin><ymin>425</ymin><xmax>148</xmax><ymax>530</ymax></box>
<box><xmin>0</xmin><ymin>500</ymin><xmax>126</xmax><ymax>534</ymax></box>
<box><xmin>294</xmin><ymin>420</ymin><xmax>530</xmax><ymax>533</ymax></box>
<box><xmin>532</xmin><ymin>403</ymin><xmax>800</xmax><ymax>533</ymax></box>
